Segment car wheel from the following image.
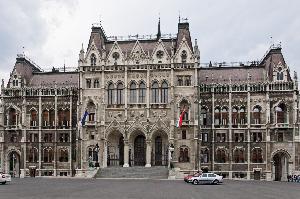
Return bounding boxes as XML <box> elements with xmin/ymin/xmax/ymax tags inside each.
<box><xmin>213</xmin><ymin>180</ymin><xmax>219</xmax><ymax>185</ymax></box>
<box><xmin>193</xmin><ymin>180</ymin><xmax>198</xmax><ymax>185</ymax></box>
<box><xmin>1</xmin><ymin>181</ymin><xmax>6</xmax><ymax>185</ymax></box>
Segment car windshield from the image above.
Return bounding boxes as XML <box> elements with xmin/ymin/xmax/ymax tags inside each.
<box><xmin>193</xmin><ymin>173</ymin><xmax>201</xmax><ymax>177</ymax></box>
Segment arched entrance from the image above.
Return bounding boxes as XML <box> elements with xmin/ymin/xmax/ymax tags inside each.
<box><xmin>107</xmin><ymin>131</ymin><xmax>124</xmax><ymax>166</ymax></box>
<box><xmin>152</xmin><ymin>131</ymin><xmax>169</xmax><ymax>166</ymax></box>
<box><xmin>134</xmin><ymin>135</ymin><xmax>146</xmax><ymax>166</ymax></box>
<box><xmin>272</xmin><ymin>151</ymin><xmax>290</xmax><ymax>181</ymax></box>
<box><xmin>8</xmin><ymin>151</ymin><xmax>21</xmax><ymax>177</ymax></box>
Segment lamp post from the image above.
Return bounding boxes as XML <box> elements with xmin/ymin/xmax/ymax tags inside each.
<box><xmin>94</xmin><ymin>143</ymin><xmax>100</xmax><ymax>167</ymax></box>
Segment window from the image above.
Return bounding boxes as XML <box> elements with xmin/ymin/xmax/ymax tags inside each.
<box><xmin>277</xmin><ymin>68</ymin><xmax>284</xmax><ymax>81</ymax></box>
<box><xmin>156</xmin><ymin>50</ymin><xmax>164</xmax><ymax>59</ymax></box>
<box><xmin>239</xmin><ymin>107</ymin><xmax>246</xmax><ymax>124</ymax></box>
<box><xmin>44</xmin><ymin>133</ymin><xmax>53</xmax><ymax>142</ymax></box>
<box><xmin>88</xmin><ymin>113</ymin><xmax>95</xmax><ymax>122</ymax></box>
<box><xmin>43</xmin><ymin>148</ymin><xmax>53</xmax><ymax>163</ymax></box>
<box><xmin>214</xmin><ymin>107</ymin><xmax>220</xmax><ymax>125</ymax></box>
<box><xmin>234</xmin><ymin>149</ymin><xmax>244</xmax><ymax>163</ymax></box>
<box><xmin>185</xmin><ymin>76</ymin><xmax>191</xmax><ymax>86</ymax></box>
<box><xmin>181</xmin><ymin>50</ymin><xmax>187</xmax><ymax>63</ymax></box>
<box><xmin>129</xmin><ymin>82</ymin><xmax>137</xmax><ymax>103</ymax></box>
<box><xmin>151</xmin><ymin>81</ymin><xmax>159</xmax><ymax>103</ymax></box>
<box><xmin>252</xmin><ymin>132</ymin><xmax>262</xmax><ymax>142</ymax></box>
<box><xmin>30</xmin><ymin>109</ymin><xmax>37</xmax><ymax>127</ymax></box>
<box><xmin>107</xmin><ymin>83</ymin><xmax>114</xmax><ymax>105</ymax></box>
<box><xmin>201</xmin><ymin>108</ymin><xmax>207</xmax><ymax>125</ymax></box>
<box><xmin>179</xmin><ymin>147</ymin><xmax>189</xmax><ymax>162</ymax></box>
<box><xmin>112</xmin><ymin>52</ymin><xmax>120</xmax><ymax>64</ymax></box>
<box><xmin>28</xmin><ymin>148</ymin><xmax>38</xmax><ymax>163</ymax></box>
<box><xmin>59</xmin><ymin>133</ymin><xmax>69</xmax><ymax>142</ymax></box>
<box><xmin>234</xmin><ymin>133</ymin><xmax>244</xmax><ymax>142</ymax></box>
<box><xmin>42</xmin><ymin>110</ymin><xmax>49</xmax><ymax>127</ymax></box>
<box><xmin>94</xmin><ymin>79</ymin><xmax>100</xmax><ymax>88</ymax></box>
<box><xmin>49</xmin><ymin>109</ymin><xmax>55</xmax><ymax>127</ymax></box>
<box><xmin>221</xmin><ymin>107</ymin><xmax>228</xmax><ymax>125</ymax></box>
<box><xmin>252</xmin><ymin>148</ymin><xmax>263</xmax><ymax>163</ymax></box>
<box><xmin>201</xmin><ymin>148</ymin><xmax>209</xmax><ymax>163</ymax></box>
<box><xmin>202</xmin><ymin>133</ymin><xmax>208</xmax><ymax>142</ymax></box>
<box><xmin>278</xmin><ymin>132</ymin><xmax>284</xmax><ymax>142</ymax></box>
<box><xmin>64</xmin><ymin>109</ymin><xmax>70</xmax><ymax>127</ymax></box>
<box><xmin>182</xmin><ymin>130</ymin><xmax>186</xmax><ymax>139</ymax></box>
<box><xmin>216</xmin><ymin>133</ymin><xmax>226</xmax><ymax>142</ymax></box>
<box><xmin>90</xmin><ymin>53</ymin><xmax>96</xmax><ymax>66</ymax></box>
<box><xmin>232</xmin><ymin>107</ymin><xmax>238</xmax><ymax>126</ymax></box>
<box><xmin>276</xmin><ymin>104</ymin><xmax>286</xmax><ymax>123</ymax></box>
<box><xmin>253</xmin><ymin>106</ymin><xmax>261</xmax><ymax>124</ymax></box>
<box><xmin>138</xmin><ymin>82</ymin><xmax>146</xmax><ymax>103</ymax></box>
<box><xmin>88</xmin><ymin>147</ymin><xmax>98</xmax><ymax>161</ymax></box>
<box><xmin>116</xmin><ymin>83</ymin><xmax>124</xmax><ymax>104</ymax></box>
<box><xmin>8</xmin><ymin>108</ymin><xmax>17</xmax><ymax>126</ymax></box>
<box><xmin>177</xmin><ymin>76</ymin><xmax>183</xmax><ymax>86</ymax></box>
<box><xmin>29</xmin><ymin>133</ymin><xmax>38</xmax><ymax>142</ymax></box>
<box><xmin>216</xmin><ymin>149</ymin><xmax>226</xmax><ymax>163</ymax></box>
<box><xmin>59</xmin><ymin>149</ymin><xmax>68</xmax><ymax>162</ymax></box>
<box><xmin>86</xmin><ymin>79</ymin><xmax>91</xmax><ymax>88</ymax></box>
<box><xmin>161</xmin><ymin>81</ymin><xmax>168</xmax><ymax>103</ymax></box>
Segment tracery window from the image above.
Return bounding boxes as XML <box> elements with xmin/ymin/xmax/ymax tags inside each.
<box><xmin>276</xmin><ymin>103</ymin><xmax>286</xmax><ymax>123</ymax></box>
<box><xmin>94</xmin><ymin>79</ymin><xmax>100</xmax><ymax>88</ymax></box>
<box><xmin>253</xmin><ymin>106</ymin><xmax>261</xmax><ymax>124</ymax></box>
<box><xmin>107</xmin><ymin>83</ymin><xmax>114</xmax><ymax>105</ymax></box>
<box><xmin>129</xmin><ymin>82</ymin><xmax>137</xmax><ymax>103</ymax></box>
<box><xmin>43</xmin><ymin>148</ymin><xmax>53</xmax><ymax>163</ymax></box>
<box><xmin>161</xmin><ymin>81</ymin><xmax>168</xmax><ymax>103</ymax></box>
<box><xmin>239</xmin><ymin>107</ymin><xmax>246</xmax><ymax>124</ymax></box>
<box><xmin>116</xmin><ymin>83</ymin><xmax>124</xmax><ymax>104</ymax></box>
<box><xmin>138</xmin><ymin>82</ymin><xmax>146</xmax><ymax>103</ymax></box>
<box><xmin>232</xmin><ymin>107</ymin><xmax>238</xmax><ymax>126</ymax></box>
<box><xmin>30</xmin><ymin>109</ymin><xmax>37</xmax><ymax>127</ymax></box>
<box><xmin>151</xmin><ymin>81</ymin><xmax>159</xmax><ymax>103</ymax></box>
<box><xmin>179</xmin><ymin>146</ymin><xmax>189</xmax><ymax>162</ymax></box>
<box><xmin>181</xmin><ymin>50</ymin><xmax>187</xmax><ymax>63</ymax></box>
<box><xmin>214</xmin><ymin>107</ymin><xmax>221</xmax><ymax>125</ymax></box>
<box><xmin>90</xmin><ymin>53</ymin><xmax>96</xmax><ymax>66</ymax></box>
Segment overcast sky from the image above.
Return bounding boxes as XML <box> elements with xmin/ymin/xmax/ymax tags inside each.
<box><xmin>0</xmin><ymin>0</ymin><xmax>299</xmax><ymax>83</ymax></box>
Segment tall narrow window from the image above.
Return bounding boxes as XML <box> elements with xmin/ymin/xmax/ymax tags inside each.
<box><xmin>234</xmin><ymin>149</ymin><xmax>244</xmax><ymax>163</ymax></box>
<box><xmin>42</xmin><ymin>110</ymin><xmax>49</xmax><ymax>127</ymax></box>
<box><xmin>151</xmin><ymin>81</ymin><xmax>159</xmax><ymax>103</ymax></box>
<box><xmin>252</xmin><ymin>148</ymin><xmax>263</xmax><ymax>163</ymax></box>
<box><xmin>239</xmin><ymin>107</ymin><xmax>246</xmax><ymax>124</ymax></box>
<box><xmin>138</xmin><ymin>82</ymin><xmax>146</xmax><ymax>103</ymax></box>
<box><xmin>216</xmin><ymin>149</ymin><xmax>226</xmax><ymax>163</ymax></box>
<box><xmin>108</xmin><ymin>83</ymin><xmax>114</xmax><ymax>105</ymax></box>
<box><xmin>8</xmin><ymin>108</ymin><xmax>17</xmax><ymax>126</ymax></box>
<box><xmin>201</xmin><ymin>108</ymin><xmax>207</xmax><ymax>125</ymax></box>
<box><xmin>30</xmin><ymin>109</ymin><xmax>37</xmax><ymax>127</ymax></box>
<box><xmin>94</xmin><ymin>79</ymin><xmax>99</xmax><ymax>88</ymax></box>
<box><xmin>201</xmin><ymin>148</ymin><xmax>209</xmax><ymax>163</ymax></box>
<box><xmin>277</xmin><ymin>68</ymin><xmax>284</xmax><ymax>81</ymax></box>
<box><xmin>221</xmin><ymin>107</ymin><xmax>228</xmax><ymax>125</ymax></box>
<box><xmin>161</xmin><ymin>81</ymin><xmax>168</xmax><ymax>103</ymax></box>
<box><xmin>86</xmin><ymin>79</ymin><xmax>91</xmax><ymax>88</ymax></box>
<box><xmin>214</xmin><ymin>108</ymin><xmax>220</xmax><ymax>126</ymax></box>
<box><xmin>253</xmin><ymin>106</ymin><xmax>261</xmax><ymax>124</ymax></box>
<box><xmin>129</xmin><ymin>82</ymin><xmax>137</xmax><ymax>103</ymax></box>
<box><xmin>116</xmin><ymin>83</ymin><xmax>124</xmax><ymax>104</ymax></box>
<box><xmin>276</xmin><ymin>104</ymin><xmax>286</xmax><ymax>123</ymax></box>
<box><xmin>90</xmin><ymin>53</ymin><xmax>96</xmax><ymax>66</ymax></box>
<box><xmin>49</xmin><ymin>109</ymin><xmax>55</xmax><ymax>127</ymax></box>
<box><xmin>181</xmin><ymin>50</ymin><xmax>187</xmax><ymax>63</ymax></box>
<box><xmin>232</xmin><ymin>107</ymin><xmax>238</xmax><ymax>126</ymax></box>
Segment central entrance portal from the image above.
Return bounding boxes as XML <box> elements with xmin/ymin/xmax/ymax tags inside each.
<box><xmin>134</xmin><ymin>135</ymin><xmax>146</xmax><ymax>166</ymax></box>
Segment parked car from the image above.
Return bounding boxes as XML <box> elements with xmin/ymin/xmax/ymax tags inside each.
<box><xmin>184</xmin><ymin>172</ymin><xmax>202</xmax><ymax>183</ymax></box>
<box><xmin>0</xmin><ymin>172</ymin><xmax>12</xmax><ymax>184</ymax></box>
<box><xmin>190</xmin><ymin>173</ymin><xmax>223</xmax><ymax>185</ymax></box>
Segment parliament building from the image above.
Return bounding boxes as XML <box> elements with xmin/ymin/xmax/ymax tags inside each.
<box><xmin>0</xmin><ymin>19</ymin><xmax>299</xmax><ymax>181</ymax></box>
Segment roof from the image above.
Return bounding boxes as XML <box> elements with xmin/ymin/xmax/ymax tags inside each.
<box><xmin>29</xmin><ymin>72</ymin><xmax>78</xmax><ymax>87</ymax></box>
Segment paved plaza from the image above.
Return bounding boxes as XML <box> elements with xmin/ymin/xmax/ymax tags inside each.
<box><xmin>0</xmin><ymin>178</ymin><xmax>299</xmax><ymax>199</ymax></box>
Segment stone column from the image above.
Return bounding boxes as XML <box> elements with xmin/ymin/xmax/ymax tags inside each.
<box><xmin>145</xmin><ymin>140</ymin><xmax>151</xmax><ymax>167</ymax></box>
<box><xmin>123</xmin><ymin>140</ymin><xmax>129</xmax><ymax>167</ymax></box>
<box><xmin>102</xmin><ymin>139</ymin><xmax>107</xmax><ymax>168</ymax></box>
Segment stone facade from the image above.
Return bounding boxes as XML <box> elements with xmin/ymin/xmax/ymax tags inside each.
<box><xmin>0</xmin><ymin>20</ymin><xmax>299</xmax><ymax>180</ymax></box>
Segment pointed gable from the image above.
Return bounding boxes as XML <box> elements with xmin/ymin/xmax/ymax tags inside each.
<box><xmin>174</xmin><ymin>36</ymin><xmax>194</xmax><ymax>63</ymax></box>
<box><xmin>128</xmin><ymin>40</ymin><xmax>148</xmax><ymax>65</ymax></box>
<box><xmin>151</xmin><ymin>39</ymin><xmax>171</xmax><ymax>64</ymax></box>
<box><xmin>106</xmin><ymin>41</ymin><xmax>125</xmax><ymax>65</ymax></box>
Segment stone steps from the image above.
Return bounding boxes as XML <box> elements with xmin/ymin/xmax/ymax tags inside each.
<box><xmin>95</xmin><ymin>166</ymin><xmax>169</xmax><ymax>179</ymax></box>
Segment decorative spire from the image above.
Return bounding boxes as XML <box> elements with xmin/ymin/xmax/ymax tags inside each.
<box><xmin>157</xmin><ymin>16</ymin><xmax>161</xmax><ymax>40</ymax></box>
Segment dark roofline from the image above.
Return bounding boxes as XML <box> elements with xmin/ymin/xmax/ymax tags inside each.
<box><xmin>105</xmin><ymin>38</ymin><xmax>175</xmax><ymax>44</ymax></box>
<box><xmin>200</xmin><ymin>65</ymin><xmax>264</xmax><ymax>70</ymax></box>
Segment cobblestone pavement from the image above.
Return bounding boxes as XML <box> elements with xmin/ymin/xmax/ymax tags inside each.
<box><xmin>0</xmin><ymin>178</ymin><xmax>299</xmax><ymax>199</ymax></box>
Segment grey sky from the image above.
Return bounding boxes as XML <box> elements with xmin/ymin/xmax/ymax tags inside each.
<box><xmin>1</xmin><ymin>0</ymin><xmax>299</xmax><ymax>83</ymax></box>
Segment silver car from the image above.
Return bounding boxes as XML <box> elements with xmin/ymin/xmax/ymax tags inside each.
<box><xmin>0</xmin><ymin>172</ymin><xmax>12</xmax><ymax>184</ymax></box>
<box><xmin>190</xmin><ymin>173</ymin><xmax>223</xmax><ymax>185</ymax></box>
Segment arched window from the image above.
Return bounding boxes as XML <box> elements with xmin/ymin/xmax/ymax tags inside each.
<box><xmin>64</xmin><ymin>109</ymin><xmax>70</xmax><ymax>127</ymax></box>
<box><xmin>42</xmin><ymin>110</ymin><xmax>49</xmax><ymax>127</ymax></box>
<box><xmin>44</xmin><ymin>148</ymin><xmax>53</xmax><ymax>163</ymax></box>
<box><xmin>151</xmin><ymin>81</ymin><xmax>159</xmax><ymax>103</ymax></box>
<box><xmin>59</xmin><ymin>149</ymin><xmax>68</xmax><ymax>162</ymax></box>
<box><xmin>214</xmin><ymin>107</ymin><xmax>221</xmax><ymax>125</ymax></box>
<box><xmin>86</xmin><ymin>79</ymin><xmax>91</xmax><ymax>88</ymax></box>
<box><xmin>232</xmin><ymin>107</ymin><xmax>238</xmax><ymax>126</ymax></box>
<box><xmin>161</xmin><ymin>81</ymin><xmax>168</xmax><ymax>103</ymax></box>
<box><xmin>29</xmin><ymin>148</ymin><xmax>38</xmax><ymax>163</ymax></box>
<box><xmin>88</xmin><ymin>147</ymin><xmax>98</xmax><ymax>162</ymax></box>
<box><xmin>239</xmin><ymin>107</ymin><xmax>246</xmax><ymax>125</ymax></box>
<box><xmin>107</xmin><ymin>83</ymin><xmax>114</xmax><ymax>105</ymax></box>
<box><xmin>234</xmin><ymin>148</ymin><xmax>244</xmax><ymax>163</ymax></box>
<box><xmin>201</xmin><ymin>148</ymin><xmax>209</xmax><ymax>163</ymax></box>
<box><xmin>276</xmin><ymin>103</ymin><xmax>286</xmax><ymax>123</ymax></box>
<box><xmin>8</xmin><ymin>108</ymin><xmax>17</xmax><ymax>126</ymax></box>
<box><xmin>216</xmin><ymin>149</ymin><xmax>226</xmax><ymax>163</ymax></box>
<box><xmin>30</xmin><ymin>109</ymin><xmax>37</xmax><ymax>127</ymax></box>
<box><xmin>94</xmin><ymin>79</ymin><xmax>100</xmax><ymax>88</ymax></box>
<box><xmin>201</xmin><ymin>108</ymin><xmax>207</xmax><ymax>125</ymax></box>
<box><xmin>116</xmin><ymin>83</ymin><xmax>124</xmax><ymax>104</ymax></box>
<box><xmin>252</xmin><ymin>148</ymin><xmax>263</xmax><ymax>163</ymax></box>
<box><xmin>253</xmin><ymin>106</ymin><xmax>261</xmax><ymax>124</ymax></box>
<box><xmin>179</xmin><ymin>146</ymin><xmax>189</xmax><ymax>162</ymax></box>
<box><xmin>221</xmin><ymin>107</ymin><xmax>228</xmax><ymax>125</ymax></box>
<box><xmin>87</xmin><ymin>101</ymin><xmax>96</xmax><ymax>122</ymax></box>
<box><xmin>138</xmin><ymin>82</ymin><xmax>146</xmax><ymax>103</ymax></box>
<box><xmin>129</xmin><ymin>82</ymin><xmax>137</xmax><ymax>103</ymax></box>
<box><xmin>277</xmin><ymin>68</ymin><xmax>284</xmax><ymax>81</ymax></box>
<box><xmin>181</xmin><ymin>50</ymin><xmax>187</xmax><ymax>63</ymax></box>
<box><xmin>90</xmin><ymin>53</ymin><xmax>96</xmax><ymax>66</ymax></box>
<box><xmin>58</xmin><ymin>109</ymin><xmax>64</xmax><ymax>128</ymax></box>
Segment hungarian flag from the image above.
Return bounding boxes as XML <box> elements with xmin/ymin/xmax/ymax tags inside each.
<box><xmin>177</xmin><ymin>110</ymin><xmax>185</xmax><ymax>128</ymax></box>
<box><xmin>79</xmin><ymin>110</ymin><xmax>89</xmax><ymax>127</ymax></box>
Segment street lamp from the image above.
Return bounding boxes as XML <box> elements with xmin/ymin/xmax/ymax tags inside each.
<box><xmin>94</xmin><ymin>143</ymin><xmax>100</xmax><ymax>167</ymax></box>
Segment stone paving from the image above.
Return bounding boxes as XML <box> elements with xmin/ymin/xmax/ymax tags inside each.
<box><xmin>0</xmin><ymin>178</ymin><xmax>299</xmax><ymax>199</ymax></box>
